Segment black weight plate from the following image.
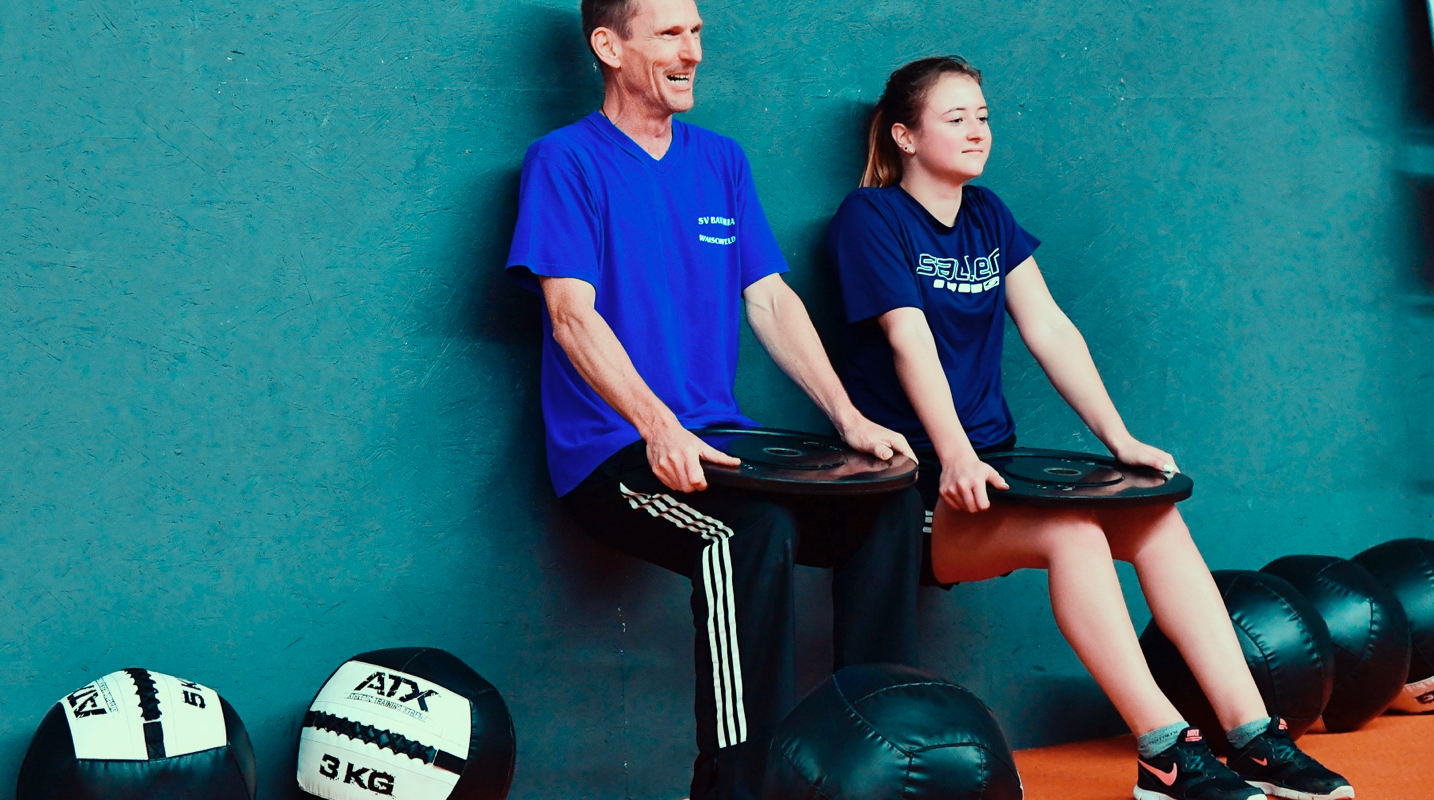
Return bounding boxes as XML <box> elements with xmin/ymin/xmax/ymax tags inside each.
<box><xmin>982</xmin><ymin>449</ymin><xmax>1193</xmax><ymax>508</ymax></box>
<box><xmin>1002</xmin><ymin>457</ymin><xmax>1125</xmax><ymax>487</ymax></box>
<box><xmin>696</xmin><ymin>427</ymin><xmax>917</xmax><ymax>496</ymax></box>
<box><xmin>716</xmin><ymin>432</ymin><xmax>848</xmax><ymax>470</ymax></box>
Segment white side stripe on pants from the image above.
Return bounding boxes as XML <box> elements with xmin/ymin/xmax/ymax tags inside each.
<box><xmin>620</xmin><ymin>483</ymin><xmax>748</xmax><ymax>748</ymax></box>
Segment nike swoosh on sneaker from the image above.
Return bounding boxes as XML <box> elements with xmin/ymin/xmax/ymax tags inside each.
<box><xmin>1251</xmin><ymin>757</ymin><xmax>1268</xmax><ymax>766</ymax></box>
<box><xmin>1139</xmin><ymin>760</ymin><xmax>1178</xmax><ymax>786</ymax></box>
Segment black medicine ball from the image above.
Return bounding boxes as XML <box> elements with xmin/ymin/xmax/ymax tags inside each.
<box><xmin>1262</xmin><ymin>555</ymin><xmax>1411</xmax><ymax>731</ymax></box>
<box><xmin>17</xmin><ymin>668</ymin><xmax>257</xmax><ymax>800</ymax></box>
<box><xmin>1141</xmin><ymin>570</ymin><xmax>1334</xmax><ymax>750</ymax></box>
<box><xmin>763</xmin><ymin>663</ymin><xmax>1022</xmax><ymax>800</ymax></box>
<box><xmin>297</xmin><ymin>646</ymin><xmax>515</xmax><ymax>800</ymax></box>
<box><xmin>1353</xmin><ymin>538</ymin><xmax>1434</xmax><ymax>713</ymax></box>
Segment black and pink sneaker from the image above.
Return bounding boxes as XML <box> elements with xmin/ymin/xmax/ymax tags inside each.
<box><xmin>1226</xmin><ymin>718</ymin><xmax>1354</xmax><ymax>799</ymax></box>
<box><xmin>1135</xmin><ymin>727</ymin><xmax>1263</xmax><ymax>800</ymax></box>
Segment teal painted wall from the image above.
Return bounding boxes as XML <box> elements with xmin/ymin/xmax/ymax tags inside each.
<box><xmin>3</xmin><ymin>1</ymin><xmax>1433</xmax><ymax>798</ymax></box>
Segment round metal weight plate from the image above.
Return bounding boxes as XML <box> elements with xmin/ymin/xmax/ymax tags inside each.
<box><xmin>696</xmin><ymin>427</ymin><xmax>918</xmax><ymax>496</ymax></box>
<box><xmin>982</xmin><ymin>449</ymin><xmax>1193</xmax><ymax>508</ymax></box>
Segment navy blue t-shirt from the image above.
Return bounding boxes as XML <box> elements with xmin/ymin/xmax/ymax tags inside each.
<box><xmin>827</xmin><ymin>185</ymin><xmax>1040</xmax><ymax>450</ymax></box>
<box><xmin>507</xmin><ymin>114</ymin><xmax>788</xmax><ymax>496</ymax></box>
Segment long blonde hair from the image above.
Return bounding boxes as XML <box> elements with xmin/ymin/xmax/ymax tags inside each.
<box><xmin>861</xmin><ymin>56</ymin><xmax>984</xmax><ymax>188</ymax></box>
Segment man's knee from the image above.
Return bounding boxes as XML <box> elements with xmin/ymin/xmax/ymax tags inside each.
<box><xmin>880</xmin><ymin>485</ymin><xmax>925</xmax><ymax>521</ymax></box>
<box><xmin>821</xmin><ymin>488</ymin><xmax>924</xmax><ymax>578</ymax></box>
<box><xmin>858</xmin><ymin>487</ymin><xmax>924</xmax><ymax>544</ymax></box>
<box><xmin>878</xmin><ymin>489</ymin><xmax>926</xmax><ymax>568</ymax></box>
<box><xmin>890</xmin><ymin>486</ymin><xmax>925</xmax><ymax>536</ymax></box>
<box><xmin>722</xmin><ymin>500</ymin><xmax>800</xmax><ymax>569</ymax></box>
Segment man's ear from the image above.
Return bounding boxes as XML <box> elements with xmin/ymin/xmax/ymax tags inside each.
<box><xmin>591</xmin><ymin>27</ymin><xmax>622</xmax><ymax>71</ymax></box>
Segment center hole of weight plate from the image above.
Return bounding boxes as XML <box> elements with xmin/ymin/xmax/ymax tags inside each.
<box><xmin>763</xmin><ymin>447</ymin><xmax>804</xmax><ymax>458</ymax></box>
<box><xmin>1045</xmin><ymin>467</ymin><xmax>1082</xmax><ymax>476</ymax></box>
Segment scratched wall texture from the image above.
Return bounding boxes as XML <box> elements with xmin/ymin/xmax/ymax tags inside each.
<box><xmin>3</xmin><ymin>0</ymin><xmax>1434</xmax><ymax>798</ymax></box>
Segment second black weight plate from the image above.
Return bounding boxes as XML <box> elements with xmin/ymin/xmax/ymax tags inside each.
<box><xmin>982</xmin><ymin>449</ymin><xmax>1193</xmax><ymax>508</ymax></box>
<box><xmin>696</xmin><ymin>427</ymin><xmax>917</xmax><ymax>496</ymax></box>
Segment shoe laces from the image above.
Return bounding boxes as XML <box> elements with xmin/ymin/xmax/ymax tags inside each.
<box><xmin>1172</xmin><ymin>738</ymin><xmax>1230</xmax><ymax>780</ymax></box>
<box><xmin>1252</xmin><ymin>727</ymin><xmax>1320</xmax><ymax>771</ymax></box>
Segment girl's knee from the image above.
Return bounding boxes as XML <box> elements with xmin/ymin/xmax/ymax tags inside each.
<box><xmin>1031</xmin><ymin>511</ymin><xmax>1110</xmax><ymax>566</ymax></box>
<box><xmin>1106</xmin><ymin>506</ymin><xmax>1192</xmax><ymax>562</ymax></box>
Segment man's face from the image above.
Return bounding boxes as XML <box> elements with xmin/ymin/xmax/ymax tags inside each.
<box><xmin>611</xmin><ymin>0</ymin><xmax>703</xmax><ymax>115</ymax></box>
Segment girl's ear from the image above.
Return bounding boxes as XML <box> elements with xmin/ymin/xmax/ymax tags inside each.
<box><xmin>892</xmin><ymin>123</ymin><xmax>914</xmax><ymax>156</ymax></box>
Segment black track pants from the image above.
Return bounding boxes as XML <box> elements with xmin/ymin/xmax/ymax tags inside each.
<box><xmin>563</xmin><ymin>441</ymin><xmax>924</xmax><ymax>800</ymax></box>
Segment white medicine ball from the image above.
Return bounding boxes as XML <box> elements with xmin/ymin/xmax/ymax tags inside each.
<box><xmin>17</xmin><ymin>668</ymin><xmax>256</xmax><ymax>800</ymax></box>
<box><xmin>297</xmin><ymin>647</ymin><xmax>515</xmax><ymax>800</ymax></box>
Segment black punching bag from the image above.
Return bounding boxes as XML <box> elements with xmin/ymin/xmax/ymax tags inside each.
<box><xmin>1353</xmin><ymin>538</ymin><xmax>1434</xmax><ymax>713</ymax></box>
<box><xmin>1261</xmin><ymin>555</ymin><xmax>1412</xmax><ymax>731</ymax></box>
<box><xmin>764</xmin><ymin>664</ymin><xmax>1022</xmax><ymax>800</ymax></box>
<box><xmin>1141</xmin><ymin>570</ymin><xmax>1334</xmax><ymax>750</ymax></box>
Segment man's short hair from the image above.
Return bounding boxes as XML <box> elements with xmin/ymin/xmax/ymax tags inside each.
<box><xmin>582</xmin><ymin>0</ymin><xmax>640</xmax><ymax>49</ymax></box>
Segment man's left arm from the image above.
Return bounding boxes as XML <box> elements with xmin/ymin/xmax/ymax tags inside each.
<box><xmin>742</xmin><ymin>273</ymin><xmax>916</xmax><ymax>463</ymax></box>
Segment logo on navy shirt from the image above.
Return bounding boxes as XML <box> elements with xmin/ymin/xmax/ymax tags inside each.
<box><xmin>917</xmin><ymin>248</ymin><xmax>1002</xmax><ymax>293</ymax></box>
<box><xmin>698</xmin><ymin>214</ymin><xmax>737</xmax><ymax>246</ymax></box>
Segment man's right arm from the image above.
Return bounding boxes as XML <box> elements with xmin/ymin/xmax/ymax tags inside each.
<box><xmin>539</xmin><ymin>275</ymin><xmax>738</xmax><ymax>493</ymax></box>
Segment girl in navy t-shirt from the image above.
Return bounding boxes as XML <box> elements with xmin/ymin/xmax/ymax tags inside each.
<box><xmin>829</xmin><ymin>57</ymin><xmax>1352</xmax><ymax>800</ymax></box>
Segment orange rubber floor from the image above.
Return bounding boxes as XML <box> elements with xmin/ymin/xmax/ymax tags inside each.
<box><xmin>1013</xmin><ymin>715</ymin><xmax>1434</xmax><ymax>800</ymax></box>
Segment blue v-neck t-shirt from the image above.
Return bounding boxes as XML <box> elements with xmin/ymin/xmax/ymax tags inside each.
<box><xmin>507</xmin><ymin>114</ymin><xmax>788</xmax><ymax>495</ymax></box>
<box><xmin>827</xmin><ymin>185</ymin><xmax>1040</xmax><ymax>450</ymax></box>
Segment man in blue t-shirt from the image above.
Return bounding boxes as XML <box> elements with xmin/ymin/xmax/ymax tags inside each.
<box><xmin>504</xmin><ymin>1</ymin><xmax>924</xmax><ymax>798</ymax></box>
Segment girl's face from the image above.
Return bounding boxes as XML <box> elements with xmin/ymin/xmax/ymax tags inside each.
<box><xmin>896</xmin><ymin>74</ymin><xmax>990</xmax><ymax>186</ymax></box>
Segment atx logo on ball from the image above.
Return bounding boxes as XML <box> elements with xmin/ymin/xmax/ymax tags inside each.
<box><xmin>319</xmin><ymin>754</ymin><xmax>395</xmax><ymax>796</ymax></box>
<box><xmin>353</xmin><ymin>671</ymin><xmax>440</xmax><ymax>712</ymax></box>
<box><xmin>66</xmin><ymin>686</ymin><xmax>107</xmax><ymax>719</ymax></box>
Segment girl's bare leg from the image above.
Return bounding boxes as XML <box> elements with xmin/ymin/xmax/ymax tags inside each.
<box><xmin>931</xmin><ymin>502</ymin><xmax>1183</xmax><ymax>735</ymax></box>
<box><xmin>1101</xmin><ymin>505</ymin><xmax>1267</xmax><ymax>731</ymax></box>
